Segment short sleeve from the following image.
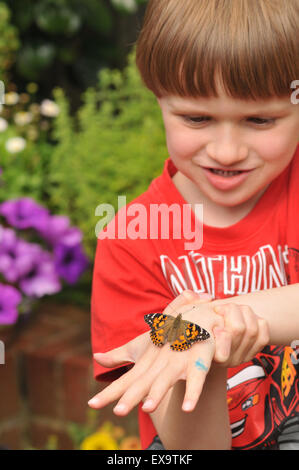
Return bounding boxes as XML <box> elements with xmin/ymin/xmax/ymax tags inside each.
<box><xmin>91</xmin><ymin>235</ymin><xmax>174</xmax><ymax>382</ymax></box>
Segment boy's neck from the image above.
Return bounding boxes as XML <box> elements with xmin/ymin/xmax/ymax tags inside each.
<box><xmin>172</xmin><ymin>171</ymin><xmax>267</xmax><ymax>228</ymax></box>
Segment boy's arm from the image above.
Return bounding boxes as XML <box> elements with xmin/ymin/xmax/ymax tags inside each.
<box><xmin>211</xmin><ymin>283</ymin><xmax>299</xmax><ymax>346</ymax></box>
<box><xmin>149</xmin><ymin>365</ymin><xmax>231</xmax><ymax>450</ymax></box>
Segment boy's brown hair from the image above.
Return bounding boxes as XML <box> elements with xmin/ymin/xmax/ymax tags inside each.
<box><xmin>136</xmin><ymin>0</ymin><xmax>299</xmax><ymax>100</ymax></box>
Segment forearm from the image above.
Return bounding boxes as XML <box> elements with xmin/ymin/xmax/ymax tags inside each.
<box><xmin>150</xmin><ymin>365</ymin><xmax>231</xmax><ymax>450</ymax></box>
<box><xmin>212</xmin><ymin>283</ymin><xmax>299</xmax><ymax>345</ymax></box>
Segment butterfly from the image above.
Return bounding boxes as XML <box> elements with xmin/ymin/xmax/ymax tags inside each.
<box><xmin>144</xmin><ymin>311</ymin><xmax>210</xmax><ymax>351</ymax></box>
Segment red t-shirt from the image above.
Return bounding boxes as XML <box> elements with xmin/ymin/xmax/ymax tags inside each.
<box><xmin>91</xmin><ymin>145</ymin><xmax>299</xmax><ymax>450</ymax></box>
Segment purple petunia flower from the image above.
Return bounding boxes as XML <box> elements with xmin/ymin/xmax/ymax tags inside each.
<box><xmin>37</xmin><ymin>214</ymin><xmax>82</xmax><ymax>247</ymax></box>
<box><xmin>54</xmin><ymin>242</ymin><xmax>89</xmax><ymax>285</ymax></box>
<box><xmin>18</xmin><ymin>245</ymin><xmax>61</xmax><ymax>298</ymax></box>
<box><xmin>0</xmin><ymin>227</ymin><xmax>40</xmax><ymax>283</ymax></box>
<box><xmin>0</xmin><ymin>283</ymin><xmax>22</xmax><ymax>324</ymax></box>
<box><xmin>0</xmin><ymin>197</ymin><xmax>49</xmax><ymax>231</ymax></box>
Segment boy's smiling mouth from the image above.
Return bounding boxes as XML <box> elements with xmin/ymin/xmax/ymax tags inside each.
<box><xmin>207</xmin><ymin>167</ymin><xmax>251</xmax><ymax>176</ymax></box>
<box><xmin>201</xmin><ymin>166</ymin><xmax>254</xmax><ymax>190</ymax></box>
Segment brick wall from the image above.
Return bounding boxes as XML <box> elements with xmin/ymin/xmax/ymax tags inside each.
<box><xmin>0</xmin><ymin>302</ymin><xmax>138</xmax><ymax>450</ymax></box>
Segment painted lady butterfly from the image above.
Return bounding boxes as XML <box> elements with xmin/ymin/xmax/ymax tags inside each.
<box><xmin>144</xmin><ymin>312</ymin><xmax>210</xmax><ymax>351</ymax></box>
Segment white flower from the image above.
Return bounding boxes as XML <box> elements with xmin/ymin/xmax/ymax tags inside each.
<box><xmin>5</xmin><ymin>136</ymin><xmax>27</xmax><ymax>153</ymax></box>
<box><xmin>5</xmin><ymin>92</ymin><xmax>19</xmax><ymax>105</ymax></box>
<box><xmin>111</xmin><ymin>0</ymin><xmax>137</xmax><ymax>13</ymax></box>
<box><xmin>40</xmin><ymin>99</ymin><xmax>60</xmax><ymax>117</ymax></box>
<box><xmin>14</xmin><ymin>111</ymin><xmax>33</xmax><ymax>126</ymax></box>
<box><xmin>0</xmin><ymin>117</ymin><xmax>8</xmax><ymax>132</ymax></box>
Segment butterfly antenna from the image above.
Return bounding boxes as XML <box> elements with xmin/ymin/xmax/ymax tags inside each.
<box><xmin>168</xmin><ymin>299</ymin><xmax>197</xmax><ymax>317</ymax></box>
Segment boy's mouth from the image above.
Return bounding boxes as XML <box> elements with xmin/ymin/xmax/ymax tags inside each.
<box><xmin>208</xmin><ymin>168</ymin><xmax>244</xmax><ymax>177</ymax></box>
<box><xmin>202</xmin><ymin>167</ymin><xmax>253</xmax><ymax>190</ymax></box>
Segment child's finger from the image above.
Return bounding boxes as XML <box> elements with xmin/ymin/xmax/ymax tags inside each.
<box><xmin>141</xmin><ymin>359</ymin><xmax>187</xmax><ymax>413</ymax></box>
<box><xmin>214</xmin><ymin>303</ymin><xmax>246</xmax><ymax>354</ymax></box>
<box><xmin>213</xmin><ymin>327</ymin><xmax>232</xmax><ymax>363</ymax></box>
<box><xmin>88</xmin><ymin>365</ymin><xmax>136</xmax><ymax>409</ymax></box>
<box><xmin>231</xmin><ymin>306</ymin><xmax>259</xmax><ymax>361</ymax></box>
<box><xmin>242</xmin><ymin>317</ymin><xmax>270</xmax><ymax>362</ymax></box>
<box><xmin>182</xmin><ymin>356</ymin><xmax>211</xmax><ymax>412</ymax></box>
<box><xmin>113</xmin><ymin>352</ymin><xmax>173</xmax><ymax>415</ymax></box>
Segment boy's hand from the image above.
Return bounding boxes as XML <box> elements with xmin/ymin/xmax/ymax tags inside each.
<box><xmin>213</xmin><ymin>303</ymin><xmax>270</xmax><ymax>367</ymax></box>
<box><xmin>88</xmin><ymin>290</ymin><xmax>226</xmax><ymax>415</ymax></box>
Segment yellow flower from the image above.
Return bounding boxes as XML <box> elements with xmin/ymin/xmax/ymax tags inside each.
<box><xmin>80</xmin><ymin>430</ymin><xmax>119</xmax><ymax>450</ymax></box>
<box><xmin>119</xmin><ymin>436</ymin><xmax>141</xmax><ymax>450</ymax></box>
<box><xmin>112</xmin><ymin>425</ymin><xmax>125</xmax><ymax>440</ymax></box>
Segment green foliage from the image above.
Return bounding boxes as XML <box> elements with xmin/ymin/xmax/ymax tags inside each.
<box><xmin>0</xmin><ymin>2</ymin><xmax>19</xmax><ymax>82</ymax></box>
<box><xmin>0</xmin><ymin>86</ymin><xmax>56</xmax><ymax>204</ymax></box>
<box><xmin>4</xmin><ymin>0</ymin><xmax>147</xmax><ymax>94</ymax></box>
<box><xmin>47</xmin><ymin>51</ymin><xmax>167</xmax><ymax>258</ymax></box>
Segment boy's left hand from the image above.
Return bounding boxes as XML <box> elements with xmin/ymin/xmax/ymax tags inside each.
<box><xmin>213</xmin><ymin>303</ymin><xmax>270</xmax><ymax>367</ymax></box>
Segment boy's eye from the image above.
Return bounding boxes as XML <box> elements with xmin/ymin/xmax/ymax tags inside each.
<box><xmin>247</xmin><ymin>117</ymin><xmax>275</xmax><ymax>126</ymax></box>
<box><xmin>183</xmin><ymin>116</ymin><xmax>211</xmax><ymax>124</ymax></box>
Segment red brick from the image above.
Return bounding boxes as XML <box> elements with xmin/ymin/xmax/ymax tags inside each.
<box><xmin>62</xmin><ymin>344</ymin><xmax>94</xmax><ymax>423</ymax></box>
<box><xmin>0</xmin><ymin>350</ymin><xmax>21</xmax><ymax>420</ymax></box>
<box><xmin>25</xmin><ymin>327</ymin><xmax>89</xmax><ymax>418</ymax></box>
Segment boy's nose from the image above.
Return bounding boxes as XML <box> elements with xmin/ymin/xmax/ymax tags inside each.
<box><xmin>206</xmin><ymin>140</ymin><xmax>249</xmax><ymax>167</ymax></box>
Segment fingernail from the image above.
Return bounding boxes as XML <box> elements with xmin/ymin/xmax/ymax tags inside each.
<box><xmin>113</xmin><ymin>403</ymin><xmax>127</xmax><ymax>414</ymax></box>
<box><xmin>142</xmin><ymin>399</ymin><xmax>154</xmax><ymax>410</ymax></box>
<box><xmin>88</xmin><ymin>397</ymin><xmax>99</xmax><ymax>407</ymax></box>
<box><xmin>182</xmin><ymin>400</ymin><xmax>193</xmax><ymax>411</ymax></box>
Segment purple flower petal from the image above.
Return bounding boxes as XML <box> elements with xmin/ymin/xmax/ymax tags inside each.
<box><xmin>37</xmin><ymin>215</ymin><xmax>70</xmax><ymax>245</ymax></box>
<box><xmin>0</xmin><ymin>228</ymin><xmax>42</xmax><ymax>282</ymax></box>
<box><xmin>18</xmin><ymin>247</ymin><xmax>61</xmax><ymax>298</ymax></box>
<box><xmin>0</xmin><ymin>198</ymin><xmax>49</xmax><ymax>230</ymax></box>
<box><xmin>0</xmin><ymin>283</ymin><xmax>22</xmax><ymax>324</ymax></box>
<box><xmin>54</xmin><ymin>243</ymin><xmax>89</xmax><ymax>284</ymax></box>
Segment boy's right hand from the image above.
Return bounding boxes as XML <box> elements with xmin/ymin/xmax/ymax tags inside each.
<box><xmin>88</xmin><ymin>290</ymin><xmax>225</xmax><ymax>415</ymax></box>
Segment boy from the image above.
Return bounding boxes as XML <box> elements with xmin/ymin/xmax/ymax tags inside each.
<box><xmin>89</xmin><ymin>0</ymin><xmax>299</xmax><ymax>450</ymax></box>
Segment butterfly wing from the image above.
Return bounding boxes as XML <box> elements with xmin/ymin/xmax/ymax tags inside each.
<box><xmin>144</xmin><ymin>313</ymin><xmax>172</xmax><ymax>347</ymax></box>
<box><xmin>170</xmin><ymin>319</ymin><xmax>210</xmax><ymax>351</ymax></box>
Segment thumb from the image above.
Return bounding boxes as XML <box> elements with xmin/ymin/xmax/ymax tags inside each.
<box><xmin>93</xmin><ymin>331</ymin><xmax>150</xmax><ymax>366</ymax></box>
<box><xmin>94</xmin><ymin>345</ymin><xmax>133</xmax><ymax>368</ymax></box>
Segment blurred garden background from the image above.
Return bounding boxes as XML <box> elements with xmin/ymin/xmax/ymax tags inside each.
<box><xmin>0</xmin><ymin>0</ymin><xmax>167</xmax><ymax>450</ymax></box>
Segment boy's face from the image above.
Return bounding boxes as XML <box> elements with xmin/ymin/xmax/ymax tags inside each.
<box><xmin>157</xmin><ymin>88</ymin><xmax>299</xmax><ymax>211</ymax></box>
